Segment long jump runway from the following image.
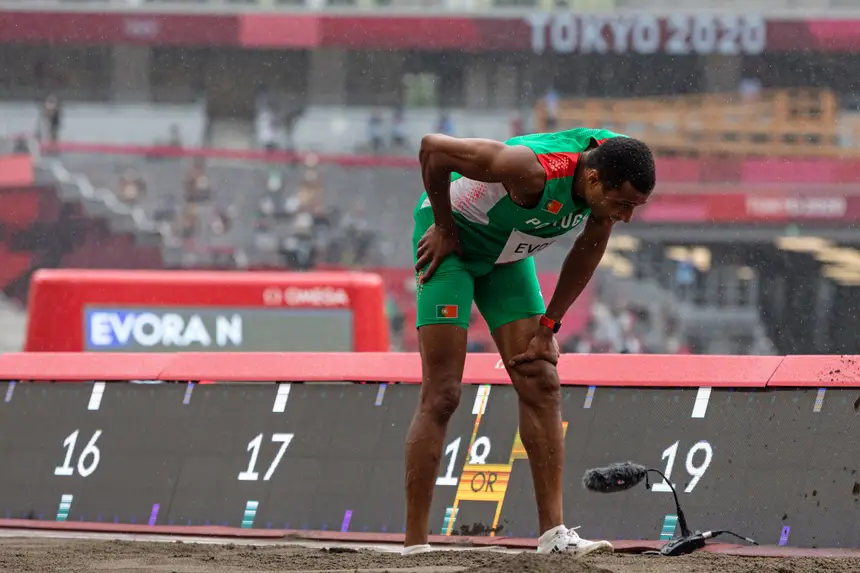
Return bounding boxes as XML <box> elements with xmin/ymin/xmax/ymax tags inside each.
<box><xmin>1</xmin><ymin>530</ymin><xmax>860</xmax><ymax>573</ymax></box>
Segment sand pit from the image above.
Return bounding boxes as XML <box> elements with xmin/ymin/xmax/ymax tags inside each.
<box><xmin>1</xmin><ymin>537</ymin><xmax>859</xmax><ymax>573</ymax></box>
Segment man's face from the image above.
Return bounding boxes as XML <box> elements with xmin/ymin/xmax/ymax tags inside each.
<box><xmin>583</xmin><ymin>169</ymin><xmax>650</xmax><ymax>223</ymax></box>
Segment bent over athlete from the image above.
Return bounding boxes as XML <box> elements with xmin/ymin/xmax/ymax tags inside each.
<box><xmin>403</xmin><ymin>128</ymin><xmax>656</xmax><ymax>556</ymax></box>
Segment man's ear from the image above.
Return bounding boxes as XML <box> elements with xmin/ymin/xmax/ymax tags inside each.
<box><xmin>586</xmin><ymin>168</ymin><xmax>602</xmax><ymax>187</ymax></box>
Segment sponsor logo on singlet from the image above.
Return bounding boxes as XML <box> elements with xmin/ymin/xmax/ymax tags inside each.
<box><xmin>495</xmin><ymin>230</ymin><xmax>558</xmax><ymax>265</ymax></box>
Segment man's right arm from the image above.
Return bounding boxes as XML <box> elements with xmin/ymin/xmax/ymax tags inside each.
<box><xmin>418</xmin><ymin>134</ymin><xmax>546</xmax><ymax>230</ymax></box>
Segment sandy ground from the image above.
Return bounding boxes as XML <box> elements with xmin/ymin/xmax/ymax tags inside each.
<box><xmin>1</xmin><ymin>538</ymin><xmax>860</xmax><ymax>573</ymax></box>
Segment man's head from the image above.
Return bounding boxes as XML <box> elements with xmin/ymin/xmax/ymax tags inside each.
<box><xmin>581</xmin><ymin>137</ymin><xmax>656</xmax><ymax>223</ymax></box>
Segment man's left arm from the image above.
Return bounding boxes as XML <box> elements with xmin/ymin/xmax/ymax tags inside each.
<box><xmin>508</xmin><ymin>216</ymin><xmax>613</xmax><ymax>367</ymax></box>
<box><xmin>543</xmin><ymin>215</ymin><xmax>614</xmax><ymax>326</ymax></box>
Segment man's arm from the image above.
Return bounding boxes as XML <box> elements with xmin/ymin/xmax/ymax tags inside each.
<box><xmin>542</xmin><ymin>215</ymin><xmax>614</xmax><ymax>331</ymax></box>
<box><xmin>418</xmin><ymin>134</ymin><xmax>545</xmax><ymax>229</ymax></box>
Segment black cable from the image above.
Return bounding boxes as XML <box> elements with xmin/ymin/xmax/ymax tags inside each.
<box><xmin>644</xmin><ymin>468</ymin><xmax>692</xmax><ymax>537</ymax></box>
<box><xmin>702</xmin><ymin>530</ymin><xmax>759</xmax><ymax>545</ymax></box>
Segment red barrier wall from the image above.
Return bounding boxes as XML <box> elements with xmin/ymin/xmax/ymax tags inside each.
<box><xmin>0</xmin><ymin>352</ymin><xmax>857</xmax><ymax>387</ymax></box>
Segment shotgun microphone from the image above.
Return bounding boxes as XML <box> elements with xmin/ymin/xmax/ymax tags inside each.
<box><xmin>582</xmin><ymin>461</ymin><xmax>758</xmax><ymax>556</ymax></box>
<box><xmin>582</xmin><ymin>462</ymin><xmax>648</xmax><ymax>493</ymax></box>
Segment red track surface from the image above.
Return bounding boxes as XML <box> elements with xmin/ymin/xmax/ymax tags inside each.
<box><xmin>0</xmin><ymin>519</ymin><xmax>854</xmax><ymax>558</ymax></box>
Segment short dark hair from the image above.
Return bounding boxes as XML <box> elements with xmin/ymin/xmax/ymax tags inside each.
<box><xmin>585</xmin><ymin>136</ymin><xmax>656</xmax><ymax>195</ymax></box>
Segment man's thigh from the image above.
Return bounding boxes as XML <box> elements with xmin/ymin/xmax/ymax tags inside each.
<box><xmin>473</xmin><ymin>257</ymin><xmax>545</xmax><ymax>334</ymax></box>
<box><xmin>414</xmin><ymin>255</ymin><xmax>475</xmax><ymax>330</ymax></box>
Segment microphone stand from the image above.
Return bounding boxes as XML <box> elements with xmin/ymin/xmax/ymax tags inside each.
<box><xmin>644</xmin><ymin>468</ymin><xmax>757</xmax><ymax>556</ymax></box>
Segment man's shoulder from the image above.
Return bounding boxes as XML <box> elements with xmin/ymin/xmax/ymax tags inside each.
<box><xmin>504</xmin><ymin>127</ymin><xmax>627</xmax><ymax>151</ymax></box>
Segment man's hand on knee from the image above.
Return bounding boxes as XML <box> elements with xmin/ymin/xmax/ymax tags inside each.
<box><xmin>508</xmin><ymin>330</ymin><xmax>560</xmax><ymax>368</ymax></box>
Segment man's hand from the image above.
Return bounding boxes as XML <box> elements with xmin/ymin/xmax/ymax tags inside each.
<box><xmin>508</xmin><ymin>329</ymin><xmax>560</xmax><ymax>367</ymax></box>
<box><xmin>415</xmin><ymin>223</ymin><xmax>463</xmax><ymax>282</ymax></box>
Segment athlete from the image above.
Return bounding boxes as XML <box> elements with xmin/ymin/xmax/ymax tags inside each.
<box><xmin>403</xmin><ymin>127</ymin><xmax>656</xmax><ymax>556</ymax></box>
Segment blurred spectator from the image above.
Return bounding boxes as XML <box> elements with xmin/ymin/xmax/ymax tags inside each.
<box><xmin>12</xmin><ymin>136</ymin><xmax>29</xmax><ymax>154</ymax></box>
<box><xmin>253</xmin><ymin>218</ymin><xmax>279</xmax><ymax>253</ymax></box>
<box><xmin>210</xmin><ymin>207</ymin><xmax>233</xmax><ymax>237</ymax></box>
<box><xmin>510</xmin><ymin>112</ymin><xmax>523</xmax><ymax>138</ymax></box>
<box><xmin>168</xmin><ymin>124</ymin><xmax>183</xmax><ymax>148</ymax></box>
<box><xmin>386</xmin><ymin>294</ymin><xmax>405</xmax><ymax>350</ymax></box>
<box><xmin>368</xmin><ymin>112</ymin><xmax>384</xmax><ymax>153</ymax></box>
<box><xmin>184</xmin><ymin>158</ymin><xmax>212</xmax><ymax>203</ymax></box>
<box><xmin>675</xmin><ymin>260</ymin><xmax>696</xmax><ymax>301</ymax></box>
<box><xmin>437</xmin><ymin>112</ymin><xmax>454</xmax><ymax>136</ymax></box>
<box><xmin>257</xmin><ymin>107</ymin><xmax>277</xmax><ymax>152</ymax></box>
<box><xmin>391</xmin><ymin>108</ymin><xmax>407</xmax><ymax>150</ymax></box>
<box><xmin>280</xmin><ymin>214</ymin><xmax>315</xmax><ymax>270</ymax></box>
<box><xmin>153</xmin><ymin>195</ymin><xmax>180</xmax><ymax>224</ymax></box>
<box><xmin>258</xmin><ymin>169</ymin><xmax>296</xmax><ymax>219</ymax></box>
<box><xmin>39</xmin><ymin>94</ymin><xmax>62</xmax><ymax>143</ymax></box>
<box><xmin>180</xmin><ymin>204</ymin><xmax>199</xmax><ymax>239</ymax></box>
<box><xmin>266</xmin><ymin>169</ymin><xmax>284</xmax><ymax>194</ymax></box>
<box><xmin>298</xmin><ymin>154</ymin><xmax>325</xmax><ymax>213</ymax></box>
<box><xmin>117</xmin><ymin>168</ymin><xmax>146</xmax><ymax>204</ymax></box>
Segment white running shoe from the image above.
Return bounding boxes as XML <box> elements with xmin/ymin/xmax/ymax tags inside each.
<box><xmin>536</xmin><ymin>525</ymin><xmax>614</xmax><ymax>556</ymax></box>
<box><xmin>401</xmin><ymin>544</ymin><xmax>432</xmax><ymax>556</ymax></box>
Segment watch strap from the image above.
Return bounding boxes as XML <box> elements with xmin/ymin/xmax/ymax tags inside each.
<box><xmin>539</xmin><ymin>315</ymin><xmax>561</xmax><ymax>333</ymax></box>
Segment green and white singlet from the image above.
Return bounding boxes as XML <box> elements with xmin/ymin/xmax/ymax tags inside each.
<box><xmin>412</xmin><ymin>127</ymin><xmax>625</xmax><ymax>331</ymax></box>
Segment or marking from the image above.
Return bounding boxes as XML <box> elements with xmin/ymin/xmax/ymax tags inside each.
<box><xmin>242</xmin><ymin>500</ymin><xmax>258</xmax><ymax>529</ymax></box>
<box><xmin>583</xmin><ymin>386</ymin><xmax>596</xmax><ymax>409</ymax></box>
<box><xmin>472</xmin><ymin>385</ymin><xmax>491</xmax><ymax>415</ymax></box>
<box><xmin>4</xmin><ymin>382</ymin><xmax>16</xmax><ymax>403</ymax></box>
<box><xmin>56</xmin><ymin>495</ymin><xmax>73</xmax><ymax>522</ymax></box>
<box><xmin>148</xmin><ymin>504</ymin><xmax>160</xmax><ymax>526</ymax></box>
<box><xmin>273</xmin><ymin>383</ymin><xmax>291</xmax><ymax>413</ymax></box>
<box><xmin>374</xmin><ymin>384</ymin><xmax>387</xmax><ymax>406</ymax></box>
<box><xmin>340</xmin><ymin>510</ymin><xmax>353</xmax><ymax>532</ymax></box>
<box><xmin>441</xmin><ymin>507</ymin><xmax>458</xmax><ymax>535</ymax></box>
<box><xmin>88</xmin><ymin>382</ymin><xmax>106</xmax><ymax>411</ymax></box>
<box><xmin>183</xmin><ymin>383</ymin><xmax>195</xmax><ymax>405</ymax></box>
<box><xmin>779</xmin><ymin>525</ymin><xmax>791</xmax><ymax>546</ymax></box>
<box><xmin>691</xmin><ymin>387</ymin><xmax>712</xmax><ymax>419</ymax></box>
<box><xmin>659</xmin><ymin>515</ymin><xmax>678</xmax><ymax>541</ymax></box>
<box><xmin>813</xmin><ymin>388</ymin><xmax>826</xmax><ymax>413</ymax></box>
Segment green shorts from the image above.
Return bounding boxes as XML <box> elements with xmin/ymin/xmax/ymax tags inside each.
<box><xmin>412</xmin><ymin>208</ymin><xmax>545</xmax><ymax>332</ymax></box>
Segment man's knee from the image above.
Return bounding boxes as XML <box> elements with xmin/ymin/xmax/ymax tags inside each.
<box><xmin>419</xmin><ymin>380</ymin><xmax>462</xmax><ymax>423</ymax></box>
<box><xmin>510</xmin><ymin>360</ymin><xmax>560</xmax><ymax>409</ymax></box>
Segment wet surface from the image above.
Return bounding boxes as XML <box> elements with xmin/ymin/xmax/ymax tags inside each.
<box><xmin>1</xmin><ymin>538</ymin><xmax>860</xmax><ymax>573</ymax></box>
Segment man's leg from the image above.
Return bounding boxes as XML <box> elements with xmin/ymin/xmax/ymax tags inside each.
<box><xmin>404</xmin><ymin>233</ymin><xmax>475</xmax><ymax>551</ymax></box>
<box><xmin>475</xmin><ymin>259</ymin><xmax>611</xmax><ymax>556</ymax></box>
<box><xmin>404</xmin><ymin>323</ymin><xmax>468</xmax><ymax>549</ymax></box>
<box><xmin>491</xmin><ymin>315</ymin><xmax>566</xmax><ymax>535</ymax></box>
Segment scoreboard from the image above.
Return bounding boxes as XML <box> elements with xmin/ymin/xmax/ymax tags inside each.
<box><xmin>25</xmin><ymin>269</ymin><xmax>389</xmax><ymax>352</ymax></box>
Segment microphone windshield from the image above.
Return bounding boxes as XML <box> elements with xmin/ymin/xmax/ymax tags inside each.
<box><xmin>582</xmin><ymin>462</ymin><xmax>647</xmax><ymax>493</ymax></box>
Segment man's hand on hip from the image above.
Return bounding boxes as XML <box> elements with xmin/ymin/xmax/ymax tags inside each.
<box><xmin>415</xmin><ymin>223</ymin><xmax>462</xmax><ymax>282</ymax></box>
